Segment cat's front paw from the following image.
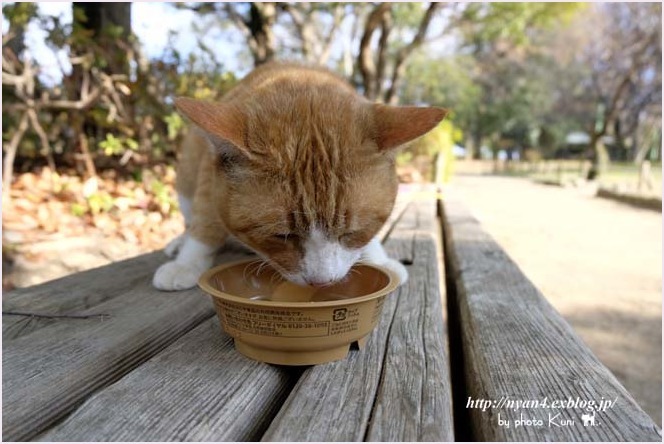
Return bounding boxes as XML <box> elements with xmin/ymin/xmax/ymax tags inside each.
<box><xmin>153</xmin><ymin>260</ymin><xmax>206</xmax><ymax>291</ymax></box>
<box><xmin>164</xmin><ymin>234</ymin><xmax>186</xmax><ymax>258</ymax></box>
<box><xmin>381</xmin><ymin>259</ymin><xmax>408</xmax><ymax>285</ymax></box>
<box><xmin>380</xmin><ymin>258</ymin><xmax>409</xmax><ymax>286</ymax></box>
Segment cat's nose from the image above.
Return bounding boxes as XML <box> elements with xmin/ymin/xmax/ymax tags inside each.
<box><xmin>305</xmin><ymin>278</ymin><xmax>333</xmax><ymax>288</ymax></box>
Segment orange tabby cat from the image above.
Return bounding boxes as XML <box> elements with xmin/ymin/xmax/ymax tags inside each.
<box><xmin>153</xmin><ymin>62</ymin><xmax>447</xmax><ymax>291</ymax></box>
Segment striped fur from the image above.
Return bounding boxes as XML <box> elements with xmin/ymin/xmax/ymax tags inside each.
<box><xmin>154</xmin><ymin>62</ymin><xmax>446</xmax><ymax>290</ymax></box>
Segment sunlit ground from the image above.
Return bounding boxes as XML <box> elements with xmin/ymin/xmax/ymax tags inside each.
<box><xmin>445</xmin><ymin>171</ymin><xmax>662</xmax><ymax>425</ymax></box>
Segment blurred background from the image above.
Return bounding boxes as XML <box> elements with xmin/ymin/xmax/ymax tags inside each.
<box><xmin>1</xmin><ymin>1</ymin><xmax>661</xmax><ymax>424</ymax></box>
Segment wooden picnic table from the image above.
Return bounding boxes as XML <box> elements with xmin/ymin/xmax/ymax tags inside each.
<box><xmin>3</xmin><ymin>184</ymin><xmax>661</xmax><ymax>442</ymax></box>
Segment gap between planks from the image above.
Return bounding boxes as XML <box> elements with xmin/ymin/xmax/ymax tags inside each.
<box><xmin>261</xmin><ymin>193</ymin><xmax>454</xmax><ymax>442</ymax></box>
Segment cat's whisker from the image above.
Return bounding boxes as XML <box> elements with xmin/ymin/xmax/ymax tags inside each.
<box><xmin>245</xmin><ymin>259</ymin><xmax>262</xmax><ymax>272</ymax></box>
<box><xmin>241</xmin><ymin>264</ymin><xmax>252</xmax><ymax>283</ymax></box>
<box><xmin>270</xmin><ymin>273</ymin><xmax>281</xmax><ymax>285</ymax></box>
<box><xmin>349</xmin><ymin>268</ymin><xmax>361</xmax><ymax>277</ymax></box>
<box><xmin>253</xmin><ymin>261</ymin><xmax>263</xmax><ymax>275</ymax></box>
<box><xmin>256</xmin><ymin>259</ymin><xmax>270</xmax><ymax>276</ymax></box>
<box><xmin>269</xmin><ymin>266</ymin><xmax>288</xmax><ymax>286</ymax></box>
<box><xmin>242</xmin><ymin>259</ymin><xmax>264</xmax><ymax>283</ymax></box>
<box><xmin>319</xmin><ymin>281</ymin><xmax>338</xmax><ymax>289</ymax></box>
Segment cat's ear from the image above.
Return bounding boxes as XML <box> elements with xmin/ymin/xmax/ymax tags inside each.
<box><xmin>372</xmin><ymin>105</ymin><xmax>448</xmax><ymax>150</ymax></box>
<box><xmin>174</xmin><ymin>97</ymin><xmax>247</xmax><ymax>153</ymax></box>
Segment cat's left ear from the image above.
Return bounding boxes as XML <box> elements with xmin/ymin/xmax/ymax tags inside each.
<box><xmin>174</xmin><ymin>97</ymin><xmax>247</xmax><ymax>153</ymax></box>
<box><xmin>372</xmin><ymin>105</ymin><xmax>449</xmax><ymax>151</ymax></box>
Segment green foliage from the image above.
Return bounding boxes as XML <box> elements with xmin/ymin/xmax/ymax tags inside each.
<box><xmin>402</xmin><ymin>54</ymin><xmax>480</xmax><ymax>130</ymax></box>
<box><xmin>392</xmin><ymin>3</ymin><xmax>428</xmax><ymax>29</ymax></box>
<box><xmin>2</xmin><ymin>3</ymin><xmax>238</xmax><ymax>175</ymax></box>
<box><xmin>396</xmin><ymin>151</ymin><xmax>413</xmax><ymax>167</ymax></box>
<box><xmin>86</xmin><ymin>191</ymin><xmax>115</xmax><ymax>215</ymax></box>
<box><xmin>402</xmin><ymin>120</ymin><xmax>458</xmax><ymax>182</ymax></box>
<box><xmin>150</xmin><ymin>178</ymin><xmax>178</xmax><ymax>215</ymax></box>
<box><xmin>99</xmin><ymin>134</ymin><xmax>139</xmax><ymax>156</ymax></box>
<box><xmin>461</xmin><ymin>2</ymin><xmax>586</xmax><ymax>47</ymax></box>
<box><xmin>70</xmin><ymin>202</ymin><xmax>87</xmax><ymax>217</ymax></box>
<box><xmin>3</xmin><ymin>1</ymin><xmax>657</xmax><ymax>179</ymax></box>
<box><xmin>401</xmin><ymin>2</ymin><xmax>595</xmax><ymax>159</ymax></box>
<box><xmin>413</xmin><ymin>120</ymin><xmax>455</xmax><ymax>157</ymax></box>
<box><xmin>164</xmin><ymin>112</ymin><xmax>184</xmax><ymax>141</ymax></box>
<box><xmin>2</xmin><ymin>3</ymin><xmax>38</xmax><ymax>28</ymax></box>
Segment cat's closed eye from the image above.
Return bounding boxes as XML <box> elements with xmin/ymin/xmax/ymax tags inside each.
<box><xmin>339</xmin><ymin>230</ymin><xmax>374</xmax><ymax>249</ymax></box>
<box><xmin>272</xmin><ymin>233</ymin><xmax>298</xmax><ymax>242</ymax></box>
<box><xmin>340</xmin><ymin>231</ymin><xmax>362</xmax><ymax>244</ymax></box>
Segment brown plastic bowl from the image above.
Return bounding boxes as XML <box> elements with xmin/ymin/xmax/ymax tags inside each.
<box><xmin>198</xmin><ymin>259</ymin><xmax>400</xmax><ymax>365</ymax></box>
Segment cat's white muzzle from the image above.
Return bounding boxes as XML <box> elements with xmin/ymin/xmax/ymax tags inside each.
<box><xmin>295</xmin><ymin>228</ymin><xmax>362</xmax><ymax>287</ymax></box>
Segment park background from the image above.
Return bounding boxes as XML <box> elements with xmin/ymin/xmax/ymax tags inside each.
<box><xmin>1</xmin><ymin>1</ymin><xmax>661</xmax><ymax>425</ymax></box>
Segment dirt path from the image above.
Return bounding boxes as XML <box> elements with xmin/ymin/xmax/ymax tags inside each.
<box><xmin>447</xmin><ymin>174</ymin><xmax>662</xmax><ymax>425</ymax></box>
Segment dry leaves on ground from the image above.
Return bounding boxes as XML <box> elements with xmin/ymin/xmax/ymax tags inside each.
<box><xmin>2</xmin><ymin>166</ymin><xmax>185</xmax><ymax>288</ymax></box>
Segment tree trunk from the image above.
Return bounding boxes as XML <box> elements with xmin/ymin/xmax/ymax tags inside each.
<box><xmin>587</xmin><ymin>133</ymin><xmax>610</xmax><ymax>180</ymax></box>
<box><xmin>248</xmin><ymin>3</ymin><xmax>277</xmax><ymax>66</ymax></box>
<box><xmin>223</xmin><ymin>3</ymin><xmax>277</xmax><ymax>67</ymax></box>
<box><xmin>68</xmin><ymin>3</ymin><xmax>132</xmax><ymax>173</ymax></box>
<box><xmin>5</xmin><ymin>24</ymin><xmax>26</xmax><ymax>59</ymax></box>
<box><xmin>281</xmin><ymin>3</ymin><xmax>344</xmax><ymax>66</ymax></box>
<box><xmin>383</xmin><ymin>2</ymin><xmax>442</xmax><ymax>104</ymax></box>
<box><xmin>2</xmin><ymin>113</ymin><xmax>30</xmax><ymax>201</ymax></box>
<box><xmin>358</xmin><ymin>3</ymin><xmax>392</xmax><ymax>100</ymax></box>
<box><xmin>465</xmin><ymin>137</ymin><xmax>476</xmax><ymax>161</ymax></box>
<box><xmin>72</xmin><ymin>3</ymin><xmax>132</xmax><ymax>74</ymax></box>
<box><xmin>469</xmin><ymin>125</ymin><xmax>483</xmax><ymax>160</ymax></box>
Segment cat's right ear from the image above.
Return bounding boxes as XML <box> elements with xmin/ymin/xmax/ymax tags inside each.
<box><xmin>372</xmin><ymin>105</ymin><xmax>449</xmax><ymax>151</ymax></box>
<box><xmin>174</xmin><ymin>97</ymin><xmax>247</xmax><ymax>155</ymax></box>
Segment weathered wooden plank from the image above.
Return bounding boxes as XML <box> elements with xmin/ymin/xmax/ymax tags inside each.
<box><xmin>2</xmin><ymin>251</ymin><xmax>165</xmax><ymax>340</ymax></box>
<box><xmin>38</xmin><ymin>319</ymin><xmax>300</xmax><ymax>442</ymax></box>
<box><xmin>3</xmin><ymin>242</ymin><xmax>253</xmax><ymax>340</ymax></box>
<box><xmin>365</xmin><ymin>236</ymin><xmax>453</xmax><ymax>441</ymax></box>
<box><xmin>3</xmin><ymin>288</ymin><xmax>211</xmax><ymax>442</ymax></box>
<box><xmin>3</xmin><ymin>251</ymin><xmax>164</xmax><ymax>310</ymax></box>
<box><xmin>365</xmin><ymin>199</ymin><xmax>453</xmax><ymax>442</ymax></box>
<box><xmin>376</xmin><ymin>187</ymin><xmax>412</xmax><ymax>242</ymax></box>
<box><xmin>260</xmin><ymin>240</ymin><xmax>404</xmax><ymax>442</ymax></box>
<box><xmin>441</xmin><ymin>198</ymin><xmax>662</xmax><ymax>442</ymax></box>
<box><xmin>15</xmin><ymin>191</ymin><xmax>412</xmax><ymax>441</ymax></box>
<box><xmin>2</xmin><ymin>249</ymin><xmax>249</xmax><ymax>442</ymax></box>
<box><xmin>380</xmin><ymin>186</ymin><xmax>440</xmax><ymax>265</ymax></box>
<box><xmin>262</xmin><ymin>197</ymin><xmax>454</xmax><ymax>442</ymax></box>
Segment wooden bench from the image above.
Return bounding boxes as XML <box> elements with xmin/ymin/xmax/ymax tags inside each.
<box><xmin>440</xmin><ymin>192</ymin><xmax>661</xmax><ymax>442</ymax></box>
<box><xmin>2</xmin><ymin>185</ymin><xmax>453</xmax><ymax>442</ymax></box>
<box><xmin>3</xmin><ymin>184</ymin><xmax>661</xmax><ymax>442</ymax></box>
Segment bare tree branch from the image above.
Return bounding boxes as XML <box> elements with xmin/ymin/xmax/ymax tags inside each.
<box><xmin>223</xmin><ymin>3</ymin><xmax>252</xmax><ymax>39</ymax></box>
<box><xmin>384</xmin><ymin>2</ymin><xmax>443</xmax><ymax>104</ymax></box>
<box><xmin>375</xmin><ymin>10</ymin><xmax>392</xmax><ymax>100</ymax></box>
<box><xmin>249</xmin><ymin>2</ymin><xmax>277</xmax><ymax>65</ymax></box>
<box><xmin>26</xmin><ymin>108</ymin><xmax>56</xmax><ymax>172</ymax></box>
<box><xmin>281</xmin><ymin>3</ymin><xmax>313</xmax><ymax>61</ymax></box>
<box><xmin>319</xmin><ymin>3</ymin><xmax>345</xmax><ymax>65</ymax></box>
<box><xmin>359</xmin><ymin>3</ymin><xmax>392</xmax><ymax>100</ymax></box>
<box><xmin>44</xmin><ymin>87</ymin><xmax>103</xmax><ymax>110</ymax></box>
<box><xmin>3</xmin><ymin>113</ymin><xmax>29</xmax><ymax>199</ymax></box>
